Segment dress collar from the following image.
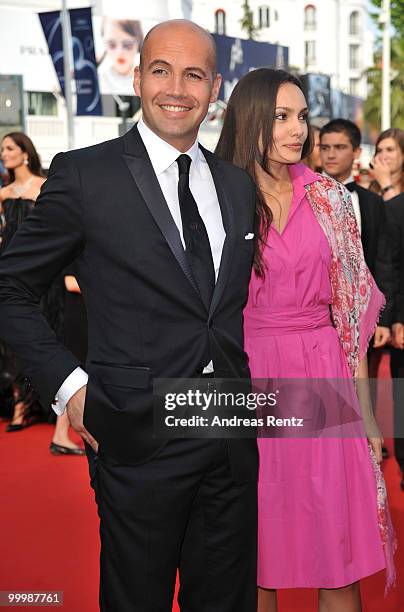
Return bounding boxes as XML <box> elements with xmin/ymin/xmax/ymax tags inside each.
<box><xmin>288</xmin><ymin>162</ymin><xmax>320</xmax><ymax>188</ymax></box>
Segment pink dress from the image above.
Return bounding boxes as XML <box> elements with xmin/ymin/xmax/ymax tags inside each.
<box><xmin>244</xmin><ymin>163</ymin><xmax>386</xmax><ymax>588</ymax></box>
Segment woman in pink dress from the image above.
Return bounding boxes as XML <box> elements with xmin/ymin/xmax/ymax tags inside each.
<box><xmin>216</xmin><ymin>69</ymin><xmax>395</xmax><ymax>611</ymax></box>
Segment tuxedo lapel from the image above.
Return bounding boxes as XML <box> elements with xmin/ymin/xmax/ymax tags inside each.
<box><xmin>200</xmin><ymin>146</ymin><xmax>236</xmax><ymax>317</ymax></box>
<box><xmin>122</xmin><ymin>126</ymin><xmax>199</xmax><ymax>296</ymax></box>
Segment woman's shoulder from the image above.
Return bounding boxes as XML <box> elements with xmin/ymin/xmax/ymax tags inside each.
<box><xmin>0</xmin><ymin>185</ymin><xmax>12</xmax><ymax>202</ymax></box>
<box><xmin>32</xmin><ymin>175</ymin><xmax>46</xmax><ymax>191</ymax></box>
<box><xmin>308</xmin><ymin>174</ymin><xmax>351</xmax><ymax>204</ymax></box>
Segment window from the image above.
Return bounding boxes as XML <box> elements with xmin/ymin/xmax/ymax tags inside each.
<box><xmin>349</xmin><ymin>78</ymin><xmax>360</xmax><ymax>96</ymax></box>
<box><xmin>304</xmin><ymin>4</ymin><xmax>316</xmax><ymax>30</ymax></box>
<box><xmin>349</xmin><ymin>44</ymin><xmax>360</xmax><ymax>69</ymax></box>
<box><xmin>349</xmin><ymin>11</ymin><xmax>360</xmax><ymax>35</ymax></box>
<box><xmin>258</xmin><ymin>5</ymin><xmax>270</xmax><ymax>28</ymax></box>
<box><xmin>27</xmin><ymin>92</ymin><xmax>57</xmax><ymax>116</ymax></box>
<box><xmin>304</xmin><ymin>41</ymin><xmax>316</xmax><ymax>66</ymax></box>
<box><xmin>215</xmin><ymin>9</ymin><xmax>226</xmax><ymax>35</ymax></box>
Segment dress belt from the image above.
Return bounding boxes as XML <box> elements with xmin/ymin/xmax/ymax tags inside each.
<box><xmin>244</xmin><ymin>305</ymin><xmax>332</xmax><ymax>337</ymax></box>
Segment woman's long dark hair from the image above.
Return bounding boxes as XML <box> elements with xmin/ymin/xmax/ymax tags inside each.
<box><xmin>2</xmin><ymin>132</ymin><xmax>44</xmax><ymax>183</ymax></box>
<box><xmin>215</xmin><ymin>68</ymin><xmax>313</xmax><ymax>276</ymax></box>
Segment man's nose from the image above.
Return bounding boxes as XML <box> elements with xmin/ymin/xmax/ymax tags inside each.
<box><xmin>166</xmin><ymin>73</ymin><xmax>186</xmax><ymax>98</ymax></box>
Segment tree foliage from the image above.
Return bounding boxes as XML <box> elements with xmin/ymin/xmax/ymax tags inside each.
<box><xmin>369</xmin><ymin>0</ymin><xmax>404</xmax><ymax>38</ymax></box>
<box><xmin>364</xmin><ymin>35</ymin><xmax>404</xmax><ymax>130</ymax></box>
<box><xmin>240</xmin><ymin>0</ymin><xmax>259</xmax><ymax>39</ymax></box>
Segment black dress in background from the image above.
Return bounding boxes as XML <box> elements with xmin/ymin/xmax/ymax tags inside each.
<box><xmin>0</xmin><ymin>198</ymin><xmax>65</xmax><ymax>420</ymax></box>
<box><xmin>63</xmin><ymin>264</ymin><xmax>88</xmax><ymax>366</ymax></box>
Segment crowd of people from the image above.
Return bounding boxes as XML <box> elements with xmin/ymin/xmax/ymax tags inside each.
<box><xmin>0</xmin><ymin>18</ymin><xmax>403</xmax><ymax>612</ymax></box>
<box><xmin>0</xmin><ymin>133</ymin><xmax>85</xmax><ymax>454</ymax></box>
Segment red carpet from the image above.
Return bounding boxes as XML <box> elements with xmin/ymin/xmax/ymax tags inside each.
<box><xmin>1</xmin><ymin>354</ymin><xmax>403</xmax><ymax>611</ymax></box>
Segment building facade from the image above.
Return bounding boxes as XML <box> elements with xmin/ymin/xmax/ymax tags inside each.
<box><xmin>191</xmin><ymin>0</ymin><xmax>374</xmax><ymax>98</ymax></box>
<box><xmin>0</xmin><ymin>0</ymin><xmax>374</xmax><ymax>161</ymax></box>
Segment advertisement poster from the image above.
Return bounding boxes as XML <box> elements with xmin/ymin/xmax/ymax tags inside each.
<box><xmin>213</xmin><ymin>34</ymin><xmax>289</xmax><ymax>102</ymax></box>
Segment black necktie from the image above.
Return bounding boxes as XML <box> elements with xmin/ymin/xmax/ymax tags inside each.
<box><xmin>176</xmin><ymin>154</ymin><xmax>215</xmax><ymax>309</ymax></box>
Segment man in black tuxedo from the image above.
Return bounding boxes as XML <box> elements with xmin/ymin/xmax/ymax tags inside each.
<box><xmin>0</xmin><ymin>20</ymin><xmax>258</xmax><ymax>611</ymax></box>
<box><xmin>320</xmin><ymin>119</ymin><xmax>393</xmax><ymax>344</ymax></box>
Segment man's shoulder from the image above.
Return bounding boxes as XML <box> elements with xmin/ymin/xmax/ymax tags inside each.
<box><xmin>200</xmin><ymin>146</ymin><xmax>254</xmax><ymax>188</ymax></box>
<box><xmin>353</xmin><ymin>183</ymin><xmax>382</xmax><ymax>207</ymax></box>
<box><xmin>61</xmin><ymin>134</ymin><xmax>124</xmax><ymax>165</ymax></box>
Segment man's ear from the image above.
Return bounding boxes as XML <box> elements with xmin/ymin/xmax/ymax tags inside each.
<box><xmin>210</xmin><ymin>73</ymin><xmax>222</xmax><ymax>104</ymax></box>
<box><xmin>133</xmin><ymin>66</ymin><xmax>141</xmax><ymax>97</ymax></box>
<box><xmin>353</xmin><ymin>146</ymin><xmax>362</xmax><ymax>161</ymax></box>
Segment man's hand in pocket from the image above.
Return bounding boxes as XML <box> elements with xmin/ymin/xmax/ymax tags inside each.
<box><xmin>66</xmin><ymin>385</ymin><xmax>99</xmax><ymax>453</ymax></box>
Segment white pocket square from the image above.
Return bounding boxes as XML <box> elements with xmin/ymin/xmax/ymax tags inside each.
<box><xmin>244</xmin><ymin>233</ymin><xmax>254</xmax><ymax>240</ymax></box>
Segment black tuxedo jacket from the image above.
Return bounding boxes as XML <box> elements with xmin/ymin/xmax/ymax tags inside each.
<box><xmin>386</xmin><ymin>194</ymin><xmax>404</xmax><ymax>323</ymax></box>
<box><xmin>346</xmin><ymin>182</ymin><xmax>393</xmax><ymax>327</ymax></box>
<box><xmin>0</xmin><ymin>126</ymin><xmax>258</xmax><ymax>474</ymax></box>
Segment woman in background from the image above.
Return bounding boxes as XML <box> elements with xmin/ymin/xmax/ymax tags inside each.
<box><xmin>369</xmin><ymin>128</ymin><xmax>404</xmax><ymax>201</ymax></box>
<box><xmin>0</xmin><ymin>133</ymin><xmax>83</xmax><ymax>455</ymax></box>
<box><xmin>216</xmin><ymin>69</ymin><xmax>395</xmax><ymax>611</ymax></box>
<box><xmin>302</xmin><ymin>124</ymin><xmax>322</xmax><ymax>173</ymax></box>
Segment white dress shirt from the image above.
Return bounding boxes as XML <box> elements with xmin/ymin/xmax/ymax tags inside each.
<box><xmin>344</xmin><ymin>175</ymin><xmax>362</xmax><ymax>235</ymax></box>
<box><xmin>52</xmin><ymin>118</ymin><xmax>225</xmax><ymax>415</ymax></box>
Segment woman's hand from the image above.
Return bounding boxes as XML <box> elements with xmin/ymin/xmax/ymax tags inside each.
<box><xmin>356</xmin><ymin>356</ymin><xmax>384</xmax><ymax>463</ymax></box>
<box><xmin>392</xmin><ymin>323</ymin><xmax>404</xmax><ymax>349</ymax></box>
<box><xmin>369</xmin><ymin>155</ymin><xmax>392</xmax><ymax>188</ymax></box>
<box><xmin>373</xmin><ymin>325</ymin><xmax>391</xmax><ymax>348</ymax></box>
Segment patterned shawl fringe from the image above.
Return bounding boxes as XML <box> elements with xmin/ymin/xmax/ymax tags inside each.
<box><xmin>305</xmin><ymin>176</ymin><xmax>396</xmax><ymax>594</ymax></box>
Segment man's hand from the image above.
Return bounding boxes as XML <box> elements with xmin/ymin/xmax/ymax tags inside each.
<box><xmin>392</xmin><ymin>323</ymin><xmax>404</xmax><ymax>350</ymax></box>
<box><xmin>373</xmin><ymin>325</ymin><xmax>391</xmax><ymax>348</ymax></box>
<box><xmin>66</xmin><ymin>385</ymin><xmax>99</xmax><ymax>453</ymax></box>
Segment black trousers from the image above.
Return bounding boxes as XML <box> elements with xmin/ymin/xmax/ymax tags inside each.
<box><xmin>86</xmin><ymin>439</ymin><xmax>257</xmax><ymax>612</ymax></box>
<box><xmin>390</xmin><ymin>348</ymin><xmax>404</xmax><ymax>472</ymax></box>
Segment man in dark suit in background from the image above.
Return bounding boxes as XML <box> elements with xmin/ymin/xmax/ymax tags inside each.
<box><xmin>0</xmin><ymin>20</ymin><xmax>258</xmax><ymax>611</ymax></box>
<box><xmin>320</xmin><ymin>119</ymin><xmax>394</xmax><ymax>459</ymax></box>
<box><xmin>320</xmin><ymin>119</ymin><xmax>393</xmax><ymax>345</ymax></box>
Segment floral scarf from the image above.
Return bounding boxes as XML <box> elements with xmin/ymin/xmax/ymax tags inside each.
<box><xmin>305</xmin><ymin>174</ymin><xmax>397</xmax><ymax>593</ymax></box>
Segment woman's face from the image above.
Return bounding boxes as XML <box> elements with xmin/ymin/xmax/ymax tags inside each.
<box><xmin>375</xmin><ymin>137</ymin><xmax>404</xmax><ymax>175</ymax></box>
<box><xmin>103</xmin><ymin>21</ymin><xmax>138</xmax><ymax>76</ymax></box>
<box><xmin>268</xmin><ymin>83</ymin><xmax>309</xmax><ymax>165</ymax></box>
<box><xmin>0</xmin><ymin>137</ymin><xmax>26</xmax><ymax>170</ymax></box>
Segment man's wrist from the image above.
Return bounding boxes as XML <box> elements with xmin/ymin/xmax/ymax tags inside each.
<box><xmin>52</xmin><ymin>367</ymin><xmax>88</xmax><ymax>415</ymax></box>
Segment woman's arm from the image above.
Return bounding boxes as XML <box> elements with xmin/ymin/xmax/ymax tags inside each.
<box><xmin>357</xmin><ymin>355</ymin><xmax>383</xmax><ymax>463</ymax></box>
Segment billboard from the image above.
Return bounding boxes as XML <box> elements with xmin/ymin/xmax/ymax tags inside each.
<box><xmin>0</xmin><ymin>75</ymin><xmax>25</xmax><ymax>140</ymax></box>
<box><xmin>213</xmin><ymin>34</ymin><xmax>289</xmax><ymax>102</ymax></box>
<box><xmin>0</xmin><ymin>5</ymin><xmax>165</xmax><ymax>97</ymax></box>
<box><xmin>300</xmin><ymin>73</ymin><xmax>332</xmax><ymax>123</ymax></box>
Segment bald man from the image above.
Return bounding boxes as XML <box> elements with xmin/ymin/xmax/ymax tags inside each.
<box><xmin>0</xmin><ymin>20</ymin><xmax>258</xmax><ymax>611</ymax></box>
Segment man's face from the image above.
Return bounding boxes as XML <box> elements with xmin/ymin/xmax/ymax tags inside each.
<box><xmin>134</xmin><ymin>24</ymin><xmax>221</xmax><ymax>151</ymax></box>
<box><xmin>320</xmin><ymin>131</ymin><xmax>360</xmax><ymax>182</ymax></box>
